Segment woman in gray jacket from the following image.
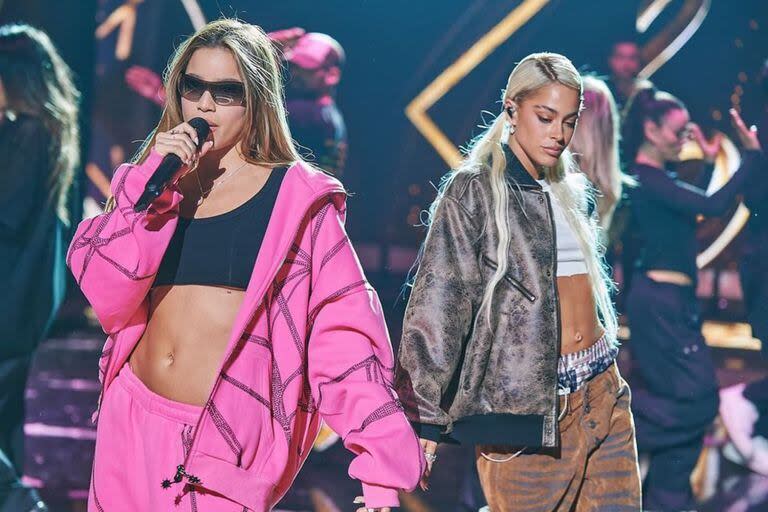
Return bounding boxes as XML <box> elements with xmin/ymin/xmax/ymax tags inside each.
<box><xmin>395</xmin><ymin>52</ymin><xmax>641</xmax><ymax>512</ymax></box>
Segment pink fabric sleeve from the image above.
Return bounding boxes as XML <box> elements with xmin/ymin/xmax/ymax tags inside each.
<box><xmin>66</xmin><ymin>150</ymin><xmax>183</xmax><ymax>334</ymax></box>
<box><xmin>306</xmin><ymin>198</ymin><xmax>425</xmax><ymax>509</ymax></box>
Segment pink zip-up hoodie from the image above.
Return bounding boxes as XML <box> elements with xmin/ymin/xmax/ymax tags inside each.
<box><xmin>67</xmin><ymin>150</ymin><xmax>425</xmax><ymax>511</ymax></box>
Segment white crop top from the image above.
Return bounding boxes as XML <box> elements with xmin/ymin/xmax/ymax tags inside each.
<box><xmin>537</xmin><ymin>179</ymin><xmax>588</xmax><ymax>277</ymax></box>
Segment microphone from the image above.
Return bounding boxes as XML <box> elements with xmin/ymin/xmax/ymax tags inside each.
<box><xmin>133</xmin><ymin>117</ymin><xmax>211</xmax><ymax>212</ymax></box>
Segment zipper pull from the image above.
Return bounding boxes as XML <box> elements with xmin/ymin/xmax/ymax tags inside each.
<box><xmin>161</xmin><ymin>464</ymin><xmax>201</xmax><ymax>489</ymax></box>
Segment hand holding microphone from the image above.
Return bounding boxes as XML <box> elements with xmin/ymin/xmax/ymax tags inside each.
<box><xmin>134</xmin><ymin>117</ymin><xmax>213</xmax><ymax>212</ymax></box>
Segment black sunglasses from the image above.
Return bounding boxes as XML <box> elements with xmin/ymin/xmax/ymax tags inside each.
<box><xmin>178</xmin><ymin>74</ymin><xmax>246</xmax><ymax>106</ymax></box>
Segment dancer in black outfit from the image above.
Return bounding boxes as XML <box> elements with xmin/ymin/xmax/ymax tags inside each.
<box><xmin>623</xmin><ymin>85</ymin><xmax>763</xmax><ymax>511</ymax></box>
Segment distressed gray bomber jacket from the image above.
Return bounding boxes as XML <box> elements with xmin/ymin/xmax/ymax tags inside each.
<box><xmin>395</xmin><ymin>146</ymin><xmax>566</xmax><ymax>448</ymax></box>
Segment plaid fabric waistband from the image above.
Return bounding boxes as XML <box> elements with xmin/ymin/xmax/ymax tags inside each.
<box><xmin>557</xmin><ymin>334</ymin><xmax>618</xmax><ymax>395</ymax></box>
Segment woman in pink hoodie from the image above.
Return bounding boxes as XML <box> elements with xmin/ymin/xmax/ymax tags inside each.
<box><xmin>67</xmin><ymin>19</ymin><xmax>424</xmax><ymax>512</ymax></box>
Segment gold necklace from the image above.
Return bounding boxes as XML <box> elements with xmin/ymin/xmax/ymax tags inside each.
<box><xmin>193</xmin><ymin>160</ymin><xmax>250</xmax><ymax>206</ymax></box>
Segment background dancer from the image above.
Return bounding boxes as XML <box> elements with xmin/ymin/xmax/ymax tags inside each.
<box><xmin>623</xmin><ymin>85</ymin><xmax>763</xmax><ymax>511</ymax></box>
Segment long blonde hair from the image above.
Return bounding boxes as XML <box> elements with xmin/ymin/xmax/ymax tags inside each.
<box><xmin>134</xmin><ymin>19</ymin><xmax>299</xmax><ymax>166</ymax></box>
<box><xmin>429</xmin><ymin>53</ymin><xmax>618</xmax><ymax>342</ymax></box>
<box><xmin>568</xmin><ymin>75</ymin><xmax>628</xmax><ymax>231</ymax></box>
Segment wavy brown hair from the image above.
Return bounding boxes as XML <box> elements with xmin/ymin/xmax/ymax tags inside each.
<box><xmin>0</xmin><ymin>24</ymin><xmax>80</xmax><ymax>225</ymax></box>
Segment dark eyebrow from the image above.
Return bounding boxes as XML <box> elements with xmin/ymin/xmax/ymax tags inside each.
<box><xmin>534</xmin><ymin>104</ymin><xmax>579</xmax><ymax>119</ymax></box>
<box><xmin>186</xmin><ymin>72</ymin><xmax>243</xmax><ymax>84</ymax></box>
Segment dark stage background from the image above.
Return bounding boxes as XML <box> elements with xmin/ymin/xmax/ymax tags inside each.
<box><xmin>2</xmin><ymin>0</ymin><xmax>766</xmax><ymax>248</ymax></box>
<box><xmin>1</xmin><ymin>1</ymin><xmax>767</xmax><ymax>510</ymax></box>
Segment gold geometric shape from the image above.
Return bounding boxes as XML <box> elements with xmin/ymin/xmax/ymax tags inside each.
<box><xmin>95</xmin><ymin>0</ymin><xmax>145</xmax><ymax>60</ymax></box>
<box><xmin>405</xmin><ymin>0</ymin><xmax>550</xmax><ymax>168</ymax></box>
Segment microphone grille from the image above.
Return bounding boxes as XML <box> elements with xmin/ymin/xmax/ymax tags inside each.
<box><xmin>187</xmin><ymin>117</ymin><xmax>211</xmax><ymax>147</ymax></box>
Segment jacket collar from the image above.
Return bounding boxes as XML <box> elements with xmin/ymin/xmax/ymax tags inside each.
<box><xmin>502</xmin><ymin>143</ymin><xmax>542</xmax><ymax>190</ymax></box>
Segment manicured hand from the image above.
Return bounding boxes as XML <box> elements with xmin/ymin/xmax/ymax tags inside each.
<box><xmin>689</xmin><ymin>123</ymin><xmax>723</xmax><ymax>162</ymax></box>
<box><xmin>419</xmin><ymin>438</ymin><xmax>438</xmax><ymax>491</ymax></box>
<box><xmin>153</xmin><ymin>121</ymin><xmax>214</xmax><ymax>180</ymax></box>
<box><xmin>730</xmin><ymin>108</ymin><xmax>761</xmax><ymax>151</ymax></box>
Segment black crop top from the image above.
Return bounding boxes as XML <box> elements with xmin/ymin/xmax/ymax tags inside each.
<box><xmin>627</xmin><ymin>150</ymin><xmax>764</xmax><ymax>282</ymax></box>
<box><xmin>153</xmin><ymin>166</ymin><xmax>286</xmax><ymax>290</ymax></box>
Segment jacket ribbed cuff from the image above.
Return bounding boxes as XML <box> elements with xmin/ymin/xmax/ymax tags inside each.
<box><xmin>412</xmin><ymin>422</ymin><xmax>443</xmax><ymax>443</ymax></box>
<box><xmin>361</xmin><ymin>482</ymin><xmax>399</xmax><ymax>508</ymax></box>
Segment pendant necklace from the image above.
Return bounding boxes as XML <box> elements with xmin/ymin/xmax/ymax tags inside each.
<box><xmin>193</xmin><ymin>160</ymin><xmax>249</xmax><ymax>206</ymax></box>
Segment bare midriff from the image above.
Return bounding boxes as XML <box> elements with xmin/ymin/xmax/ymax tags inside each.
<box><xmin>646</xmin><ymin>269</ymin><xmax>692</xmax><ymax>286</ymax></box>
<box><xmin>556</xmin><ymin>273</ymin><xmax>604</xmax><ymax>355</ymax></box>
<box><xmin>128</xmin><ymin>285</ymin><xmax>245</xmax><ymax>406</ymax></box>
<box><xmin>127</xmin><ymin>164</ymin><xmax>273</xmax><ymax>406</ymax></box>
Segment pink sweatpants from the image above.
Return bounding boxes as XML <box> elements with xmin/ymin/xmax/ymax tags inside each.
<box><xmin>88</xmin><ymin>363</ymin><xmax>248</xmax><ymax>511</ymax></box>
